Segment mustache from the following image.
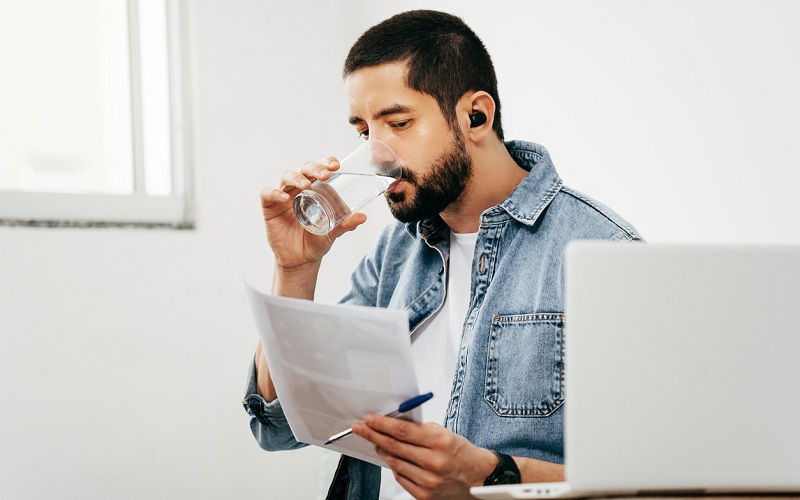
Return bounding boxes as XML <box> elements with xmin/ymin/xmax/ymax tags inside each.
<box><xmin>399</xmin><ymin>168</ymin><xmax>418</xmax><ymax>185</ymax></box>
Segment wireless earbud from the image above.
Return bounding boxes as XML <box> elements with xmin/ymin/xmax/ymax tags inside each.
<box><xmin>469</xmin><ymin>111</ymin><xmax>487</xmax><ymax>128</ymax></box>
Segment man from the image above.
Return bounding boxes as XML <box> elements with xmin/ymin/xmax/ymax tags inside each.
<box><xmin>243</xmin><ymin>9</ymin><xmax>642</xmax><ymax>500</ymax></box>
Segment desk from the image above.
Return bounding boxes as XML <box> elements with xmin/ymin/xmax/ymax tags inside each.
<box><xmin>583</xmin><ymin>497</ymin><xmax>800</xmax><ymax>500</ymax></box>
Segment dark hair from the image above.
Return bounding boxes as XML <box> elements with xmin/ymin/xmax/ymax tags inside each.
<box><xmin>343</xmin><ymin>10</ymin><xmax>504</xmax><ymax>141</ymax></box>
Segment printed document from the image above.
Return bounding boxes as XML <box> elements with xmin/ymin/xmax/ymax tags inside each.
<box><xmin>245</xmin><ymin>283</ymin><xmax>422</xmax><ymax>466</ymax></box>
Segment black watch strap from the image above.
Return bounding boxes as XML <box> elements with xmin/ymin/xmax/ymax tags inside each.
<box><xmin>484</xmin><ymin>451</ymin><xmax>521</xmax><ymax>486</ymax></box>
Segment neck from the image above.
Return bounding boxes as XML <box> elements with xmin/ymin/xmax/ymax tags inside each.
<box><xmin>440</xmin><ymin>139</ymin><xmax>527</xmax><ymax>234</ymax></box>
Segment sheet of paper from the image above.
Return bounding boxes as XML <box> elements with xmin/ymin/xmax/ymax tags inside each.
<box><xmin>245</xmin><ymin>283</ymin><xmax>422</xmax><ymax>467</ymax></box>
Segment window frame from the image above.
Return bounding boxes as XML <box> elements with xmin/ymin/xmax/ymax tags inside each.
<box><xmin>0</xmin><ymin>0</ymin><xmax>195</xmax><ymax>229</ymax></box>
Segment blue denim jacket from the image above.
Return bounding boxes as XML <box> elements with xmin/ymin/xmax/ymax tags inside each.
<box><xmin>243</xmin><ymin>140</ymin><xmax>643</xmax><ymax>499</ymax></box>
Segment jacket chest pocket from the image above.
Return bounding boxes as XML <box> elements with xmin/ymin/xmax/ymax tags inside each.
<box><xmin>484</xmin><ymin>313</ymin><xmax>565</xmax><ymax>417</ymax></box>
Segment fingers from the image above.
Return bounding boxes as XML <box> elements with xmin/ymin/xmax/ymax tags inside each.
<box><xmin>376</xmin><ymin>448</ymin><xmax>442</xmax><ymax>490</ymax></box>
<box><xmin>393</xmin><ymin>471</ymin><xmax>432</xmax><ymax>500</ymax></box>
<box><xmin>260</xmin><ymin>186</ymin><xmax>291</xmax><ymax>211</ymax></box>
<box><xmin>352</xmin><ymin>421</ymin><xmax>425</xmax><ymax>466</ymax></box>
<box><xmin>279</xmin><ymin>169</ymin><xmax>312</xmax><ymax>192</ymax></box>
<box><xmin>319</xmin><ymin>156</ymin><xmax>341</xmax><ymax>171</ymax></box>
<box><xmin>261</xmin><ymin>156</ymin><xmax>340</xmax><ymax>212</ymax></box>
<box><xmin>362</xmin><ymin>414</ymin><xmax>437</xmax><ymax>446</ymax></box>
<box><xmin>299</xmin><ymin>157</ymin><xmax>340</xmax><ymax>183</ymax></box>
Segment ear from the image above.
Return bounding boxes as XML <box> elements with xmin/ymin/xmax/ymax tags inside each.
<box><xmin>458</xmin><ymin>91</ymin><xmax>496</xmax><ymax>143</ymax></box>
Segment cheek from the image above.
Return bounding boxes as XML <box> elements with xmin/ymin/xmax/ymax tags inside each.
<box><xmin>394</xmin><ymin>122</ymin><xmax>447</xmax><ymax>173</ymax></box>
<box><xmin>396</xmin><ymin>148</ymin><xmax>436</xmax><ymax>184</ymax></box>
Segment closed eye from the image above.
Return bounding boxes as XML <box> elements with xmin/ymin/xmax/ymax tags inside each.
<box><xmin>357</xmin><ymin>120</ymin><xmax>412</xmax><ymax>140</ymax></box>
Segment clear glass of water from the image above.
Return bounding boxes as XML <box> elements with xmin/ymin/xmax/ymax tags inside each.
<box><xmin>293</xmin><ymin>139</ymin><xmax>403</xmax><ymax>235</ymax></box>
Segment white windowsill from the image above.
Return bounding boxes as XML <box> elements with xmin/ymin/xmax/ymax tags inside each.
<box><xmin>0</xmin><ymin>190</ymin><xmax>194</xmax><ymax>229</ymax></box>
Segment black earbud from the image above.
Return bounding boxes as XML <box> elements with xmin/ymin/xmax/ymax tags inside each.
<box><xmin>469</xmin><ymin>111</ymin><xmax>487</xmax><ymax>128</ymax></box>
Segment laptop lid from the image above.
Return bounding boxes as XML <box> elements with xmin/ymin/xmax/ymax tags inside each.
<box><xmin>564</xmin><ymin>242</ymin><xmax>800</xmax><ymax>493</ymax></box>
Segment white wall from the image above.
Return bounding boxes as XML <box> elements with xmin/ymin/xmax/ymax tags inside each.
<box><xmin>353</xmin><ymin>0</ymin><xmax>800</xmax><ymax>244</ymax></box>
<box><xmin>0</xmin><ymin>2</ymin><xmax>371</xmax><ymax>499</ymax></box>
<box><xmin>1</xmin><ymin>1</ymin><xmax>798</xmax><ymax>499</ymax></box>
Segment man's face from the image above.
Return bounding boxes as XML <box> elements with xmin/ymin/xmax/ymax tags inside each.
<box><xmin>345</xmin><ymin>62</ymin><xmax>472</xmax><ymax>223</ymax></box>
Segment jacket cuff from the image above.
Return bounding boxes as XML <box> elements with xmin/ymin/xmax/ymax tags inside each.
<box><xmin>242</xmin><ymin>355</ymin><xmax>287</xmax><ymax>427</ymax></box>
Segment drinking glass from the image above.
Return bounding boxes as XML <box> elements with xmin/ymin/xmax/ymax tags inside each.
<box><xmin>293</xmin><ymin>140</ymin><xmax>403</xmax><ymax>235</ymax></box>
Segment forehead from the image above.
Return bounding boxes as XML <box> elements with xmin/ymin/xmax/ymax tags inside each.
<box><xmin>344</xmin><ymin>61</ymin><xmax>437</xmax><ymax>118</ymax></box>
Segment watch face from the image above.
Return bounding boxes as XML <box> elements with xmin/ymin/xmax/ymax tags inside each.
<box><xmin>496</xmin><ymin>470</ymin><xmax>520</xmax><ymax>485</ymax></box>
<box><xmin>485</xmin><ymin>452</ymin><xmax>522</xmax><ymax>486</ymax></box>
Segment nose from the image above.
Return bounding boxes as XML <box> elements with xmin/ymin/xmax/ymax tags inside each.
<box><xmin>368</xmin><ymin>139</ymin><xmax>402</xmax><ymax>178</ymax></box>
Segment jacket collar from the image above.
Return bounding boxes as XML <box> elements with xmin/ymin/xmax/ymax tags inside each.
<box><xmin>404</xmin><ymin>140</ymin><xmax>562</xmax><ymax>240</ymax></box>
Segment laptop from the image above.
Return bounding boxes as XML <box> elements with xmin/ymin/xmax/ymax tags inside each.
<box><xmin>471</xmin><ymin>242</ymin><xmax>800</xmax><ymax>499</ymax></box>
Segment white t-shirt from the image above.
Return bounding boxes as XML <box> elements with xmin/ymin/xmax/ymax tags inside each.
<box><xmin>379</xmin><ymin>230</ymin><xmax>478</xmax><ymax>499</ymax></box>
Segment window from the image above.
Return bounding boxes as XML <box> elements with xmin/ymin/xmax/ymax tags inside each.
<box><xmin>0</xmin><ymin>0</ymin><xmax>193</xmax><ymax>228</ymax></box>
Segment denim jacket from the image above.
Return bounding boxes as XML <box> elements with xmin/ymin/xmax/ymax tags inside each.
<box><xmin>243</xmin><ymin>140</ymin><xmax>643</xmax><ymax>499</ymax></box>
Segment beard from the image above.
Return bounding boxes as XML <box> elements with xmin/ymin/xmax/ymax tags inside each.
<box><xmin>385</xmin><ymin>129</ymin><xmax>473</xmax><ymax>223</ymax></box>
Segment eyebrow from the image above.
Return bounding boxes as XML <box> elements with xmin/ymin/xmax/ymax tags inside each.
<box><xmin>348</xmin><ymin>104</ymin><xmax>413</xmax><ymax>125</ymax></box>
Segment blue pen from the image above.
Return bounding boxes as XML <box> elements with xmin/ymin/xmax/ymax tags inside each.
<box><xmin>323</xmin><ymin>392</ymin><xmax>434</xmax><ymax>445</ymax></box>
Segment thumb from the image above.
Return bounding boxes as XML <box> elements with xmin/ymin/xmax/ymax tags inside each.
<box><xmin>329</xmin><ymin>212</ymin><xmax>367</xmax><ymax>239</ymax></box>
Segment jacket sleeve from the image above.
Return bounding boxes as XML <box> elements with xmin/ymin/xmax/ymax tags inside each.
<box><xmin>242</xmin><ymin>225</ymin><xmax>393</xmax><ymax>451</ymax></box>
<box><xmin>242</xmin><ymin>354</ymin><xmax>307</xmax><ymax>451</ymax></box>
<box><xmin>336</xmin><ymin>229</ymin><xmax>387</xmax><ymax>307</ymax></box>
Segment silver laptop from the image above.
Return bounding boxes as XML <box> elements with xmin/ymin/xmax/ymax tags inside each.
<box><xmin>472</xmin><ymin>242</ymin><xmax>800</xmax><ymax>499</ymax></box>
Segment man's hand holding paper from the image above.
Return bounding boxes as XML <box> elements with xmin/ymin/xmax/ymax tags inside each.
<box><xmin>245</xmin><ymin>284</ymin><xmax>426</xmax><ymax>467</ymax></box>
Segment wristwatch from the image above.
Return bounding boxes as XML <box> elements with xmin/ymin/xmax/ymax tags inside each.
<box><xmin>483</xmin><ymin>451</ymin><xmax>521</xmax><ymax>485</ymax></box>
